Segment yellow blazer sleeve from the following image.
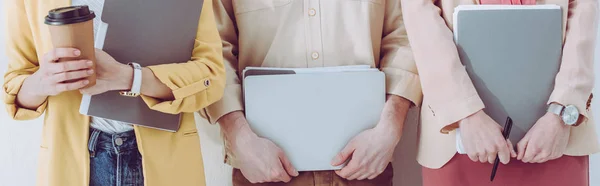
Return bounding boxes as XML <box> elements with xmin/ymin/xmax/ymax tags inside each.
<box><xmin>2</xmin><ymin>0</ymin><xmax>48</xmax><ymax>120</ymax></box>
<box><xmin>547</xmin><ymin>0</ymin><xmax>598</xmax><ymax>121</ymax></box>
<box><xmin>380</xmin><ymin>0</ymin><xmax>423</xmax><ymax>106</ymax></box>
<box><xmin>199</xmin><ymin>0</ymin><xmax>244</xmax><ymax>124</ymax></box>
<box><xmin>400</xmin><ymin>0</ymin><xmax>485</xmax><ymax>132</ymax></box>
<box><xmin>140</xmin><ymin>0</ymin><xmax>226</xmax><ymax>114</ymax></box>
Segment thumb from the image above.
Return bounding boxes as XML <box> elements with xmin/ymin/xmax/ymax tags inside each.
<box><xmin>507</xmin><ymin>139</ymin><xmax>517</xmax><ymax>158</ymax></box>
<box><xmin>279</xmin><ymin>154</ymin><xmax>299</xmax><ymax>177</ymax></box>
<box><xmin>516</xmin><ymin>135</ymin><xmax>530</xmax><ymax>160</ymax></box>
<box><xmin>332</xmin><ymin>141</ymin><xmax>355</xmax><ymax>166</ymax></box>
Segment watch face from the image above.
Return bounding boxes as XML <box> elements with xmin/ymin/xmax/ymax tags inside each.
<box><xmin>562</xmin><ymin>105</ymin><xmax>579</xmax><ymax>125</ymax></box>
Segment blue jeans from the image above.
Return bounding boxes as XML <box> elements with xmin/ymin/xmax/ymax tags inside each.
<box><xmin>88</xmin><ymin>128</ymin><xmax>144</xmax><ymax>186</ymax></box>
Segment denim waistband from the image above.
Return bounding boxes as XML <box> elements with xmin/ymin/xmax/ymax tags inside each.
<box><xmin>88</xmin><ymin>128</ymin><xmax>138</xmax><ymax>157</ymax></box>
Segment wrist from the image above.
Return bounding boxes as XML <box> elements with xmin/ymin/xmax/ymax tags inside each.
<box><xmin>219</xmin><ymin>112</ymin><xmax>258</xmax><ymax>143</ymax></box>
<box><xmin>113</xmin><ymin>63</ymin><xmax>134</xmax><ymax>91</ymax></box>
<box><xmin>545</xmin><ymin>112</ymin><xmax>571</xmax><ymax>128</ymax></box>
<box><xmin>458</xmin><ymin>109</ymin><xmax>483</xmax><ymax>128</ymax></box>
<box><xmin>375</xmin><ymin>121</ymin><xmax>402</xmax><ymax>141</ymax></box>
<box><xmin>24</xmin><ymin>72</ymin><xmax>44</xmax><ymax>97</ymax></box>
<box><xmin>376</xmin><ymin>95</ymin><xmax>410</xmax><ymax>136</ymax></box>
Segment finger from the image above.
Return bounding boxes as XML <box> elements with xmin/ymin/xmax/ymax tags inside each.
<box><xmin>467</xmin><ymin>153</ymin><xmax>479</xmax><ymax>162</ymax></box>
<box><xmin>279</xmin><ymin>154</ymin><xmax>299</xmax><ymax>177</ymax></box>
<box><xmin>367</xmin><ymin>170</ymin><xmax>382</xmax><ymax>180</ymax></box>
<box><xmin>55</xmin><ymin>79</ymin><xmax>90</xmax><ymax>93</ymax></box>
<box><xmin>487</xmin><ymin>152</ymin><xmax>497</xmax><ymax>164</ymax></box>
<box><xmin>43</xmin><ymin>48</ymin><xmax>81</xmax><ymax>63</ymax></box>
<box><xmin>48</xmin><ymin>60</ymin><xmax>93</xmax><ymax>74</ymax></box>
<box><xmin>517</xmin><ymin>137</ymin><xmax>529</xmax><ymax>160</ymax></box>
<box><xmin>332</xmin><ymin>141</ymin><xmax>356</xmax><ymax>166</ymax></box>
<box><xmin>366</xmin><ymin>166</ymin><xmax>385</xmax><ymax>180</ymax></box>
<box><xmin>478</xmin><ymin>152</ymin><xmax>488</xmax><ymax>163</ymax></box>
<box><xmin>272</xmin><ymin>165</ymin><xmax>292</xmax><ymax>183</ymax></box>
<box><xmin>550</xmin><ymin>153</ymin><xmax>563</xmax><ymax>161</ymax></box>
<box><xmin>531</xmin><ymin>152</ymin><xmax>549</xmax><ymax>163</ymax></box>
<box><xmin>336</xmin><ymin>159</ymin><xmax>360</xmax><ymax>179</ymax></box>
<box><xmin>356</xmin><ymin>172</ymin><xmax>370</xmax><ymax>181</ymax></box>
<box><xmin>52</xmin><ymin>69</ymin><xmax>94</xmax><ymax>83</ymax></box>
<box><xmin>497</xmin><ymin>140</ymin><xmax>511</xmax><ymax>164</ymax></box>
<box><xmin>522</xmin><ymin>145</ymin><xmax>538</xmax><ymax>163</ymax></box>
<box><xmin>507</xmin><ymin>139</ymin><xmax>517</xmax><ymax>158</ymax></box>
<box><xmin>347</xmin><ymin>168</ymin><xmax>366</xmax><ymax>180</ymax></box>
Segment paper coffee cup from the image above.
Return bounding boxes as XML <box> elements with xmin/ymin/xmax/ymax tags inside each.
<box><xmin>45</xmin><ymin>6</ymin><xmax>97</xmax><ymax>87</ymax></box>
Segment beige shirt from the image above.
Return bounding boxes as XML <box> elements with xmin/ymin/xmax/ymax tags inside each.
<box><xmin>201</xmin><ymin>0</ymin><xmax>422</xmax><ymax>167</ymax></box>
<box><xmin>401</xmin><ymin>0</ymin><xmax>600</xmax><ymax>169</ymax></box>
<box><xmin>202</xmin><ymin>0</ymin><xmax>422</xmax><ymax>123</ymax></box>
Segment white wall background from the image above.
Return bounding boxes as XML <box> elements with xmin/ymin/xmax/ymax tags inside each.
<box><xmin>0</xmin><ymin>3</ymin><xmax>599</xmax><ymax>186</ymax></box>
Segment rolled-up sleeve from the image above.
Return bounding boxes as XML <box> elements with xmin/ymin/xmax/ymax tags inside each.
<box><xmin>2</xmin><ymin>0</ymin><xmax>48</xmax><ymax>120</ymax></box>
<box><xmin>380</xmin><ymin>0</ymin><xmax>423</xmax><ymax>106</ymax></box>
<box><xmin>198</xmin><ymin>0</ymin><xmax>244</xmax><ymax>124</ymax></box>
<box><xmin>400</xmin><ymin>0</ymin><xmax>485</xmax><ymax>132</ymax></box>
<box><xmin>547</xmin><ymin>0</ymin><xmax>598</xmax><ymax>122</ymax></box>
<box><xmin>140</xmin><ymin>0</ymin><xmax>226</xmax><ymax>115</ymax></box>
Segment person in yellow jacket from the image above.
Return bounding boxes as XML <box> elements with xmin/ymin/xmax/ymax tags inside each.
<box><xmin>2</xmin><ymin>0</ymin><xmax>225</xmax><ymax>185</ymax></box>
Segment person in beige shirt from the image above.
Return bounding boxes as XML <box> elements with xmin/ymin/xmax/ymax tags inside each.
<box><xmin>201</xmin><ymin>0</ymin><xmax>422</xmax><ymax>185</ymax></box>
<box><xmin>401</xmin><ymin>0</ymin><xmax>599</xmax><ymax>185</ymax></box>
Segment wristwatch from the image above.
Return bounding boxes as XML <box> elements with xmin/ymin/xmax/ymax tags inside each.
<box><xmin>119</xmin><ymin>62</ymin><xmax>142</xmax><ymax>97</ymax></box>
<box><xmin>547</xmin><ymin>103</ymin><xmax>580</xmax><ymax>126</ymax></box>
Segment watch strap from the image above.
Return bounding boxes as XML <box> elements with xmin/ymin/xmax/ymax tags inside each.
<box><xmin>119</xmin><ymin>62</ymin><xmax>142</xmax><ymax>97</ymax></box>
<box><xmin>547</xmin><ymin>103</ymin><xmax>564</xmax><ymax>116</ymax></box>
<box><xmin>129</xmin><ymin>62</ymin><xmax>142</xmax><ymax>94</ymax></box>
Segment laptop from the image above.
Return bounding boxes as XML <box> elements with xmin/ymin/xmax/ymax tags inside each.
<box><xmin>243</xmin><ymin>66</ymin><xmax>385</xmax><ymax>171</ymax></box>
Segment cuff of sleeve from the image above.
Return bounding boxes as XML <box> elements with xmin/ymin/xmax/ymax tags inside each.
<box><xmin>146</xmin><ymin>65</ymin><xmax>210</xmax><ymax>100</ymax></box>
<box><xmin>202</xmin><ymin>84</ymin><xmax>244</xmax><ymax>124</ymax></box>
<box><xmin>547</xmin><ymin>88</ymin><xmax>590</xmax><ymax>122</ymax></box>
<box><xmin>382</xmin><ymin>67</ymin><xmax>423</xmax><ymax>107</ymax></box>
<box><xmin>427</xmin><ymin>94</ymin><xmax>485</xmax><ymax>134</ymax></box>
<box><xmin>3</xmin><ymin>75</ymin><xmax>48</xmax><ymax>120</ymax></box>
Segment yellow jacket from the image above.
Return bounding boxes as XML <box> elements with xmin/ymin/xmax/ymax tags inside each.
<box><xmin>2</xmin><ymin>0</ymin><xmax>225</xmax><ymax>185</ymax></box>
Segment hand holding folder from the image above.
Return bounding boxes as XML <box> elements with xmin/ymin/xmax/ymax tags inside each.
<box><xmin>455</xmin><ymin>111</ymin><xmax>516</xmax><ymax>165</ymax></box>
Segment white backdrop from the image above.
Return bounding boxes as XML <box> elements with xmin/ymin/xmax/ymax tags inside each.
<box><xmin>0</xmin><ymin>3</ymin><xmax>599</xmax><ymax>186</ymax></box>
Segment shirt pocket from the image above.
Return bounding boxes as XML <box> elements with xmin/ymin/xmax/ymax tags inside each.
<box><xmin>233</xmin><ymin>0</ymin><xmax>294</xmax><ymax>15</ymax></box>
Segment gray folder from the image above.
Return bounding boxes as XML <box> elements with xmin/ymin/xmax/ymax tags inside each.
<box><xmin>79</xmin><ymin>0</ymin><xmax>204</xmax><ymax>132</ymax></box>
<box><xmin>243</xmin><ymin>67</ymin><xmax>385</xmax><ymax>171</ymax></box>
<box><xmin>453</xmin><ymin>5</ymin><xmax>563</xmax><ymax>143</ymax></box>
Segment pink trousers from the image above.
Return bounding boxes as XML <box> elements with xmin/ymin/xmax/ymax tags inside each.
<box><xmin>422</xmin><ymin>154</ymin><xmax>589</xmax><ymax>186</ymax></box>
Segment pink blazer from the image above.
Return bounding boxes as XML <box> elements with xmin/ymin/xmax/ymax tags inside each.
<box><xmin>401</xmin><ymin>0</ymin><xmax>600</xmax><ymax>168</ymax></box>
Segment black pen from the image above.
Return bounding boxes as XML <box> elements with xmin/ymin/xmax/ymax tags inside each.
<box><xmin>490</xmin><ymin>117</ymin><xmax>513</xmax><ymax>182</ymax></box>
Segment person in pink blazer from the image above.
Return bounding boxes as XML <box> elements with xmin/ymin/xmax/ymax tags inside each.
<box><xmin>401</xmin><ymin>0</ymin><xmax>599</xmax><ymax>185</ymax></box>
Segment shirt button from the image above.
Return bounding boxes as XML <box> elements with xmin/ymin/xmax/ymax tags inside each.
<box><xmin>115</xmin><ymin>138</ymin><xmax>124</xmax><ymax>146</ymax></box>
<box><xmin>204</xmin><ymin>79</ymin><xmax>211</xmax><ymax>87</ymax></box>
<box><xmin>309</xmin><ymin>8</ymin><xmax>317</xmax><ymax>16</ymax></box>
<box><xmin>311</xmin><ymin>52</ymin><xmax>319</xmax><ymax>60</ymax></box>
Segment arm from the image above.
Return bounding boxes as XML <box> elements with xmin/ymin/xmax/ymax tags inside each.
<box><xmin>202</xmin><ymin>0</ymin><xmax>297</xmax><ymax>183</ymax></box>
<box><xmin>3</xmin><ymin>0</ymin><xmax>47</xmax><ymax>120</ymax></box>
<box><xmin>198</xmin><ymin>0</ymin><xmax>244</xmax><ymax>124</ymax></box>
<box><xmin>400</xmin><ymin>0</ymin><xmax>485</xmax><ymax>132</ymax></box>
<box><xmin>333</xmin><ymin>0</ymin><xmax>418</xmax><ymax>180</ymax></box>
<box><xmin>517</xmin><ymin>0</ymin><xmax>599</xmax><ymax>164</ymax></box>
<box><xmin>400</xmin><ymin>0</ymin><xmax>514</xmax><ymax>164</ymax></box>
<box><xmin>379</xmin><ymin>0</ymin><xmax>423</xmax><ymax>108</ymax></box>
<box><xmin>547</xmin><ymin>0</ymin><xmax>598</xmax><ymax>122</ymax></box>
<box><xmin>83</xmin><ymin>0</ymin><xmax>225</xmax><ymax>114</ymax></box>
<box><xmin>138</xmin><ymin>0</ymin><xmax>226</xmax><ymax>114</ymax></box>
